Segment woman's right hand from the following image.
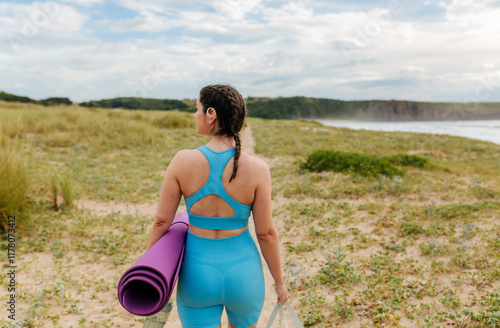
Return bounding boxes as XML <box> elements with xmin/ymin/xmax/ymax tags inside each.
<box><xmin>274</xmin><ymin>283</ymin><xmax>290</xmax><ymax>305</ymax></box>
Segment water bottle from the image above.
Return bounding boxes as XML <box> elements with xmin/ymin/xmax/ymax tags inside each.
<box><xmin>142</xmin><ymin>301</ymin><xmax>173</xmax><ymax>328</ymax></box>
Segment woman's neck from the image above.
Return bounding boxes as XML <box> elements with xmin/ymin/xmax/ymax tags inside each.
<box><xmin>206</xmin><ymin>135</ymin><xmax>235</xmax><ymax>151</ymax></box>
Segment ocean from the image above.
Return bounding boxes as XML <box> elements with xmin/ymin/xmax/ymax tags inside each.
<box><xmin>316</xmin><ymin>119</ymin><xmax>500</xmax><ymax>146</ymax></box>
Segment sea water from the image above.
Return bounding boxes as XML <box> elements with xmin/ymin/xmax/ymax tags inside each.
<box><xmin>316</xmin><ymin>119</ymin><xmax>500</xmax><ymax>145</ymax></box>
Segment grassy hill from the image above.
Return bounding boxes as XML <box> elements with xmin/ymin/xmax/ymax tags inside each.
<box><xmin>2</xmin><ymin>90</ymin><xmax>500</xmax><ymax>121</ymax></box>
<box><xmin>0</xmin><ymin>91</ymin><xmax>71</xmax><ymax>106</ymax></box>
<box><xmin>78</xmin><ymin>97</ymin><xmax>191</xmax><ymax>111</ymax></box>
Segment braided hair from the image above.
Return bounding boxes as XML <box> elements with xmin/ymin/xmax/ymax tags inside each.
<box><xmin>199</xmin><ymin>84</ymin><xmax>246</xmax><ymax>182</ymax></box>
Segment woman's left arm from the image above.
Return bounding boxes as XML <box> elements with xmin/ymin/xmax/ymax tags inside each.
<box><xmin>145</xmin><ymin>151</ymin><xmax>185</xmax><ymax>251</ymax></box>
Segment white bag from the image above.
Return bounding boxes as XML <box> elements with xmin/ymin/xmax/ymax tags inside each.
<box><xmin>266</xmin><ymin>301</ymin><xmax>304</xmax><ymax>328</ymax></box>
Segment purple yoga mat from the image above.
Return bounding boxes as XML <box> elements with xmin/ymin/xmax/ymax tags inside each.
<box><xmin>117</xmin><ymin>212</ymin><xmax>189</xmax><ymax>316</ymax></box>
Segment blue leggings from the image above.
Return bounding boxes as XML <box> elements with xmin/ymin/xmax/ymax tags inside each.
<box><xmin>176</xmin><ymin>228</ymin><xmax>265</xmax><ymax>328</ymax></box>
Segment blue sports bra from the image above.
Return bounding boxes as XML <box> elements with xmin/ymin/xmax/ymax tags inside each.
<box><xmin>184</xmin><ymin>145</ymin><xmax>252</xmax><ymax>230</ymax></box>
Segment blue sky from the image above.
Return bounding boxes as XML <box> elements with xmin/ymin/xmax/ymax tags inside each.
<box><xmin>0</xmin><ymin>0</ymin><xmax>499</xmax><ymax>103</ymax></box>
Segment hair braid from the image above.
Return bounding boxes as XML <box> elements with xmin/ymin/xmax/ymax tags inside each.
<box><xmin>216</xmin><ymin>86</ymin><xmax>243</xmax><ymax>182</ymax></box>
<box><xmin>199</xmin><ymin>84</ymin><xmax>246</xmax><ymax>182</ymax></box>
<box><xmin>230</xmin><ymin>133</ymin><xmax>241</xmax><ymax>182</ymax></box>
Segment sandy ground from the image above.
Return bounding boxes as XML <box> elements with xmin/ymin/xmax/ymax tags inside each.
<box><xmin>14</xmin><ymin>124</ymin><xmax>293</xmax><ymax>328</ymax></box>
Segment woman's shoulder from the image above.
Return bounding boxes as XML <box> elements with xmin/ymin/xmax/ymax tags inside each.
<box><xmin>168</xmin><ymin>148</ymin><xmax>202</xmax><ymax>167</ymax></box>
<box><xmin>173</xmin><ymin>148</ymin><xmax>200</xmax><ymax>158</ymax></box>
<box><xmin>238</xmin><ymin>153</ymin><xmax>271</xmax><ymax>188</ymax></box>
<box><xmin>240</xmin><ymin>152</ymin><xmax>269</xmax><ymax>174</ymax></box>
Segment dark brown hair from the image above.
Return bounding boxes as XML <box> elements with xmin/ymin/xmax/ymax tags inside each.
<box><xmin>199</xmin><ymin>84</ymin><xmax>246</xmax><ymax>182</ymax></box>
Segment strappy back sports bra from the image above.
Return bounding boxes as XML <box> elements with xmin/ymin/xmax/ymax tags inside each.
<box><xmin>184</xmin><ymin>145</ymin><xmax>252</xmax><ymax>230</ymax></box>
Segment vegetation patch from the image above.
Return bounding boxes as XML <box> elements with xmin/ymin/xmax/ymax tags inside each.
<box><xmin>0</xmin><ymin>139</ymin><xmax>29</xmax><ymax>233</ymax></box>
<box><xmin>384</xmin><ymin>153</ymin><xmax>431</xmax><ymax>168</ymax></box>
<box><xmin>300</xmin><ymin>149</ymin><xmax>405</xmax><ymax>178</ymax></box>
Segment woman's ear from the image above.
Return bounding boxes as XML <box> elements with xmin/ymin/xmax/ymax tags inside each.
<box><xmin>207</xmin><ymin>107</ymin><xmax>216</xmax><ymax>123</ymax></box>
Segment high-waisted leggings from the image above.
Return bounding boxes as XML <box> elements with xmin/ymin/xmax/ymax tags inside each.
<box><xmin>176</xmin><ymin>228</ymin><xmax>265</xmax><ymax>328</ymax></box>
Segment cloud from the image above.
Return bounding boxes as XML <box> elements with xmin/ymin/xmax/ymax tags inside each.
<box><xmin>60</xmin><ymin>0</ymin><xmax>104</xmax><ymax>6</ymax></box>
<box><xmin>0</xmin><ymin>1</ymin><xmax>93</xmax><ymax>52</ymax></box>
<box><xmin>213</xmin><ymin>0</ymin><xmax>265</xmax><ymax>20</ymax></box>
<box><xmin>1</xmin><ymin>0</ymin><xmax>500</xmax><ymax>103</ymax></box>
<box><xmin>97</xmin><ymin>11</ymin><xmax>172</xmax><ymax>32</ymax></box>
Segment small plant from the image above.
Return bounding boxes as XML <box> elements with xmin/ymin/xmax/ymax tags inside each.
<box><xmin>318</xmin><ymin>247</ymin><xmax>361</xmax><ymax>289</ymax></box>
<box><xmin>48</xmin><ymin>169</ymin><xmax>76</xmax><ymax>209</ymax></box>
<box><xmin>301</xmin><ymin>308</ymin><xmax>326</xmax><ymax>327</ymax></box>
<box><xmin>50</xmin><ymin>240</ymin><xmax>69</xmax><ymax>259</ymax></box>
<box><xmin>332</xmin><ymin>295</ymin><xmax>355</xmax><ymax>319</ymax></box>
<box><xmin>49</xmin><ymin>171</ymin><xmax>60</xmax><ymax>209</ymax></box>
<box><xmin>451</xmin><ymin>249</ymin><xmax>474</xmax><ymax>269</ymax></box>
<box><xmin>380</xmin><ymin>241</ymin><xmax>406</xmax><ymax>252</ymax></box>
<box><xmin>420</xmin><ymin>239</ymin><xmax>451</xmax><ymax>256</ymax></box>
<box><xmin>59</xmin><ymin>170</ymin><xmax>75</xmax><ymax>208</ymax></box>
<box><xmin>384</xmin><ymin>154</ymin><xmax>430</xmax><ymax>168</ymax></box>
<box><xmin>286</xmin><ymin>242</ymin><xmax>317</xmax><ymax>253</ymax></box>
<box><xmin>401</xmin><ymin>221</ymin><xmax>424</xmax><ymax>236</ymax></box>
<box><xmin>470</xmin><ymin>186</ymin><xmax>498</xmax><ymax>199</ymax></box>
<box><xmin>439</xmin><ymin>294</ymin><xmax>461</xmax><ymax>310</ymax></box>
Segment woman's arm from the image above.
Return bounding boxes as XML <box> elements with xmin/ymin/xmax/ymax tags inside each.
<box><xmin>252</xmin><ymin>160</ymin><xmax>290</xmax><ymax>305</ymax></box>
<box><xmin>145</xmin><ymin>151</ymin><xmax>184</xmax><ymax>251</ymax></box>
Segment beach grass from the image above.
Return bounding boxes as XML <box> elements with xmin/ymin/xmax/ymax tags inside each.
<box><xmin>0</xmin><ymin>101</ymin><xmax>499</xmax><ymax>327</ymax></box>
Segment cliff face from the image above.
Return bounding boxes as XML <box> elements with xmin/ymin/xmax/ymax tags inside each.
<box><xmin>355</xmin><ymin>101</ymin><xmax>500</xmax><ymax>121</ymax></box>
<box><xmin>247</xmin><ymin>97</ymin><xmax>500</xmax><ymax>121</ymax></box>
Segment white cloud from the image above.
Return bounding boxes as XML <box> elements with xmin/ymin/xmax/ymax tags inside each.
<box><xmin>1</xmin><ymin>1</ymin><xmax>500</xmax><ymax>102</ymax></box>
<box><xmin>0</xmin><ymin>1</ymin><xmax>92</xmax><ymax>52</ymax></box>
<box><xmin>98</xmin><ymin>11</ymin><xmax>172</xmax><ymax>32</ymax></box>
<box><xmin>213</xmin><ymin>0</ymin><xmax>265</xmax><ymax>20</ymax></box>
<box><xmin>60</xmin><ymin>0</ymin><xmax>104</xmax><ymax>6</ymax></box>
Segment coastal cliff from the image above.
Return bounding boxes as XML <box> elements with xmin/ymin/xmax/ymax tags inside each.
<box><xmin>245</xmin><ymin>97</ymin><xmax>500</xmax><ymax>121</ymax></box>
<box><xmin>348</xmin><ymin>100</ymin><xmax>500</xmax><ymax>121</ymax></box>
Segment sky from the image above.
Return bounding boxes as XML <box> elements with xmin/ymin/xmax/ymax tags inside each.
<box><xmin>0</xmin><ymin>0</ymin><xmax>499</xmax><ymax>103</ymax></box>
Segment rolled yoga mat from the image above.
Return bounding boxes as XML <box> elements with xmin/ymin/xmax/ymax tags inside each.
<box><xmin>117</xmin><ymin>212</ymin><xmax>189</xmax><ymax>316</ymax></box>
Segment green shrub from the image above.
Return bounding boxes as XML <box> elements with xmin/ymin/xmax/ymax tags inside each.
<box><xmin>301</xmin><ymin>149</ymin><xmax>404</xmax><ymax>177</ymax></box>
<box><xmin>385</xmin><ymin>154</ymin><xmax>430</xmax><ymax>168</ymax></box>
<box><xmin>39</xmin><ymin>97</ymin><xmax>72</xmax><ymax>106</ymax></box>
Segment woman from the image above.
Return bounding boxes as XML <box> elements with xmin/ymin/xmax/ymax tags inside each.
<box><xmin>145</xmin><ymin>84</ymin><xmax>290</xmax><ymax>328</ymax></box>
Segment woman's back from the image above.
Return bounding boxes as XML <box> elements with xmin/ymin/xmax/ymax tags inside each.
<box><xmin>174</xmin><ymin>144</ymin><xmax>268</xmax><ymax>238</ymax></box>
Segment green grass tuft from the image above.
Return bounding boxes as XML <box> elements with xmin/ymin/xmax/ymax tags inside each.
<box><xmin>0</xmin><ymin>139</ymin><xmax>29</xmax><ymax>232</ymax></box>
<box><xmin>384</xmin><ymin>153</ymin><xmax>430</xmax><ymax>168</ymax></box>
<box><xmin>300</xmin><ymin>149</ymin><xmax>405</xmax><ymax>177</ymax></box>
